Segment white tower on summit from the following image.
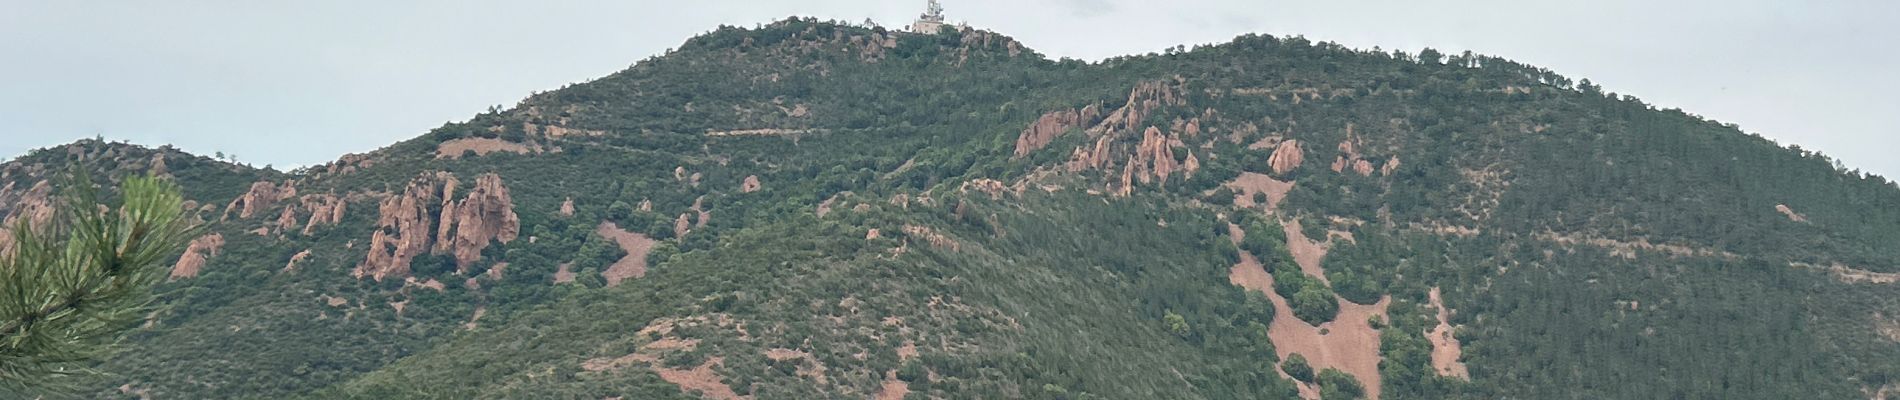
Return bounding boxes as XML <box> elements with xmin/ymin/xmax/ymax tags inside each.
<box><xmin>910</xmin><ymin>0</ymin><xmax>947</xmax><ymax>34</ymax></box>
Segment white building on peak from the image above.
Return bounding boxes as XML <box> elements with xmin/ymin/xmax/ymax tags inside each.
<box><xmin>909</xmin><ymin>0</ymin><xmax>947</xmax><ymax>34</ymax></box>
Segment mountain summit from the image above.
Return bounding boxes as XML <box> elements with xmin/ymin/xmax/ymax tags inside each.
<box><xmin>5</xmin><ymin>17</ymin><xmax>1899</xmax><ymax>399</ymax></box>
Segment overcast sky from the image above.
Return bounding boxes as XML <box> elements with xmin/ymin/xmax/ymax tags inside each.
<box><xmin>2</xmin><ymin>0</ymin><xmax>1895</xmax><ymax>178</ymax></box>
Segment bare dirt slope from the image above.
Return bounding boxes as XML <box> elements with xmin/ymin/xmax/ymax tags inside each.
<box><xmin>596</xmin><ymin>221</ymin><xmax>658</xmax><ymax>286</ymax></box>
<box><xmin>1227</xmin><ymin>223</ymin><xmax>1389</xmax><ymax>399</ymax></box>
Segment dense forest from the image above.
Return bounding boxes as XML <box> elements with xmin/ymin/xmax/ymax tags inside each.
<box><xmin>1</xmin><ymin>17</ymin><xmax>1896</xmax><ymax>399</ymax></box>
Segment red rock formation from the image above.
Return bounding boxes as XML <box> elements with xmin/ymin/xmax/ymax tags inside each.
<box><xmin>1013</xmin><ymin>105</ymin><xmax>1102</xmax><ymax>158</ymax></box>
<box><xmin>275</xmin><ymin>207</ymin><xmax>300</xmax><ymax>232</ymax></box>
<box><xmin>300</xmin><ymin>194</ymin><xmax>347</xmax><ymax>235</ymax></box>
<box><xmin>285</xmin><ymin>249</ymin><xmax>312</xmax><ymax>272</ymax></box>
<box><xmin>223</xmin><ymin>181</ymin><xmax>296</xmax><ymax>220</ymax></box>
<box><xmin>355</xmin><ymin>173</ymin><xmax>451</xmax><ymax>281</ymax></box>
<box><xmin>741</xmin><ymin>175</ymin><xmax>762</xmax><ymax>193</ymax></box>
<box><xmin>1354</xmin><ymin>160</ymin><xmax>1375</xmax><ymax>176</ymax></box>
<box><xmin>673</xmin><ymin>213</ymin><xmax>692</xmax><ymax>237</ymax></box>
<box><xmin>169</xmin><ymin>233</ymin><xmax>225</xmax><ymax>280</ymax></box>
<box><xmin>1</xmin><ymin>181</ymin><xmax>54</xmax><ymax>229</ymax></box>
<box><xmin>440</xmin><ymin>174</ymin><xmax>520</xmax><ymax>271</ymax></box>
<box><xmin>1776</xmin><ymin>204</ymin><xmax>1808</xmax><ymax>222</ymax></box>
<box><xmin>961</xmin><ymin>179</ymin><xmax>1008</xmax><ymax>199</ymax></box>
<box><xmin>149</xmin><ymin>154</ymin><xmax>169</xmax><ymax>176</ymax></box>
<box><xmin>1092</xmin><ymin>80</ymin><xmax>1185</xmax><ymax>135</ymax></box>
<box><xmin>432</xmin><ymin>176</ymin><xmax>463</xmax><ymax>255</ymax></box>
<box><xmin>1381</xmin><ymin>156</ymin><xmax>1402</xmax><ymax>176</ymax></box>
<box><xmin>1268</xmin><ymin>140</ymin><xmax>1304</xmax><ymax>176</ymax></box>
<box><xmin>559</xmin><ymin>197</ymin><xmax>576</xmax><ymax>217</ymax></box>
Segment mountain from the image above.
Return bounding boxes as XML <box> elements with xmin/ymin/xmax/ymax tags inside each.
<box><xmin>5</xmin><ymin>17</ymin><xmax>1899</xmax><ymax>399</ymax></box>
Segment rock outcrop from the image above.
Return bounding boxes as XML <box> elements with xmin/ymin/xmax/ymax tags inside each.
<box><xmin>1</xmin><ymin>180</ymin><xmax>55</xmax><ymax>229</ymax></box>
<box><xmin>1776</xmin><ymin>204</ymin><xmax>1808</xmax><ymax>222</ymax></box>
<box><xmin>1091</xmin><ymin>79</ymin><xmax>1185</xmax><ymax>136</ymax></box>
<box><xmin>356</xmin><ymin>174</ymin><xmax>448</xmax><ymax>281</ymax></box>
<box><xmin>741</xmin><ymin>175</ymin><xmax>762</xmax><ymax>193</ymax></box>
<box><xmin>284</xmin><ymin>249</ymin><xmax>312</xmax><ymax>272</ymax></box>
<box><xmin>1013</xmin><ymin>105</ymin><xmax>1102</xmax><ymax>158</ymax></box>
<box><xmin>1268</xmin><ymin>140</ymin><xmax>1304</xmax><ymax>176</ymax></box>
<box><xmin>439</xmin><ymin>174</ymin><xmax>521</xmax><ymax>271</ymax></box>
<box><xmin>1330</xmin><ymin>127</ymin><xmax>1375</xmax><ymax>177</ymax></box>
<box><xmin>224</xmin><ymin>181</ymin><xmax>296</xmax><ymax>220</ymax></box>
<box><xmin>169</xmin><ymin>233</ymin><xmax>225</xmax><ymax>280</ymax></box>
<box><xmin>559</xmin><ymin>197</ymin><xmax>576</xmax><ymax>217</ymax></box>
<box><xmin>299</xmin><ymin>194</ymin><xmax>347</xmax><ymax>235</ymax></box>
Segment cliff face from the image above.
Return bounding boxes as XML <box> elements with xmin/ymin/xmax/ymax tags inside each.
<box><xmin>354</xmin><ymin>172</ymin><xmax>519</xmax><ymax>280</ymax></box>
<box><xmin>440</xmin><ymin>174</ymin><xmax>521</xmax><ymax>271</ymax></box>
<box><xmin>1268</xmin><ymin>140</ymin><xmax>1304</xmax><ymax>176</ymax></box>
<box><xmin>1013</xmin><ymin>105</ymin><xmax>1102</xmax><ymax>158</ymax></box>
<box><xmin>356</xmin><ymin>173</ymin><xmax>450</xmax><ymax>281</ymax></box>
<box><xmin>0</xmin><ymin>180</ymin><xmax>55</xmax><ymax>253</ymax></box>
<box><xmin>299</xmin><ymin>194</ymin><xmax>348</xmax><ymax>235</ymax></box>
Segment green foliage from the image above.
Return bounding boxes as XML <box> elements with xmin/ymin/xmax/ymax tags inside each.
<box><xmin>1283</xmin><ymin>353</ymin><xmax>1314</xmax><ymax>382</ymax></box>
<box><xmin>0</xmin><ymin>173</ymin><xmax>193</xmax><ymax>395</ymax></box>
<box><xmin>9</xmin><ymin>16</ymin><xmax>1894</xmax><ymax>400</ymax></box>
<box><xmin>1317</xmin><ymin>368</ymin><xmax>1365</xmax><ymax>400</ymax></box>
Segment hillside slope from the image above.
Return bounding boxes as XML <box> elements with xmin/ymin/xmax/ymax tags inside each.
<box><xmin>3</xmin><ymin>17</ymin><xmax>1897</xmax><ymax>399</ymax></box>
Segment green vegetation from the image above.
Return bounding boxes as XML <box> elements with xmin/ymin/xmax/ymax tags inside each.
<box><xmin>0</xmin><ymin>173</ymin><xmax>193</xmax><ymax>396</ymax></box>
<box><xmin>0</xmin><ymin>16</ymin><xmax>1892</xmax><ymax>400</ymax></box>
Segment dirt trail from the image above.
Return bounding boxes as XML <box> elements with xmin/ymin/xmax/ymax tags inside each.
<box><xmin>1226</xmin><ymin>223</ymin><xmax>1388</xmax><ymax>399</ymax></box>
<box><xmin>596</xmin><ymin>222</ymin><xmax>658</xmax><ymax>286</ymax></box>
<box><xmin>1793</xmin><ymin>262</ymin><xmax>1900</xmax><ymax>284</ymax></box>
<box><xmin>1426</xmin><ymin>287</ymin><xmax>1469</xmax><ymax>379</ymax></box>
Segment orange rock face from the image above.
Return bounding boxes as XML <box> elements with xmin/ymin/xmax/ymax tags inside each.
<box><xmin>741</xmin><ymin>175</ymin><xmax>762</xmax><ymax>193</ymax></box>
<box><xmin>224</xmin><ymin>181</ymin><xmax>297</xmax><ymax>220</ymax></box>
<box><xmin>170</xmin><ymin>233</ymin><xmax>226</xmax><ymax>280</ymax></box>
<box><xmin>285</xmin><ymin>249</ymin><xmax>313</xmax><ymax>272</ymax></box>
<box><xmin>440</xmin><ymin>174</ymin><xmax>521</xmax><ymax>271</ymax></box>
<box><xmin>355</xmin><ymin>172</ymin><xmax>519</xmax><ymax>280</ymax></box>
<box><xmin>1</xmin><ymin>180</ymin><xmax>54</xmax><ymax>229</ymax></box>
<box><xmin>1092</xmin><ymin>79</ymin><xmax>1185</xmax><ymax>135</ymax></box>
<box><xmin>299</xmin><ymin>194</ymin><xmax>347</xmax><ymax>235</ymax></box>
<box><xmin>1013</xmin><ymin>105</ymin><xmax>1102</xmax><ymax>158</ymax></box>
<box><xmin>1776</xmin><ymin>204</ymin><xmax>1808</xmax><ymax>222</ymax></box>
<box><xmin>559</xmin><ymin>197</ymin><xmax>576</xmax><ymax>217</ymax></box>
<box><xmin>1268</xmin><ymin>140</ymin><xmax>1304</xmax><ymax>176</ymax></box>
<box><xmin>355</xmin><ymin>174</ymin><xmax>448</xmax><ymax>281</ymax></box>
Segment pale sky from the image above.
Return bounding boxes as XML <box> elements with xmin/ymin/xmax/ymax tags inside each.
<box><xmin>2</xmin><ymin>1</ymin><xmax>1895</xmax><ymax>179</ymax></box>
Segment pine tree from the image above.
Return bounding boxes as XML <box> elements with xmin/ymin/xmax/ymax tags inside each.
<box><xmin>0</xmin><ymin>172</ymin><xmax>194</xmax><ymax>395</ymax></box>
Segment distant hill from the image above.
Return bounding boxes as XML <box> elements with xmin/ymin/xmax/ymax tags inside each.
<box><xmin>5</xmin><ymin>17</ymin><xmax>1898</xmax><ymax>400</ymax></box>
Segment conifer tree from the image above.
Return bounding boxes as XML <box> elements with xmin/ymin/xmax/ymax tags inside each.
<box><xmin>0</xmin><ymin>172</ymin><xmax>194</xmax><ymax>395</ymax></box>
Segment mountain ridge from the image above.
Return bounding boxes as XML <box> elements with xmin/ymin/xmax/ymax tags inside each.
<box><xmin>4</xmin><ymin>16</ymin><xmax>1899</xmax><ymax>399</ymax></box>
